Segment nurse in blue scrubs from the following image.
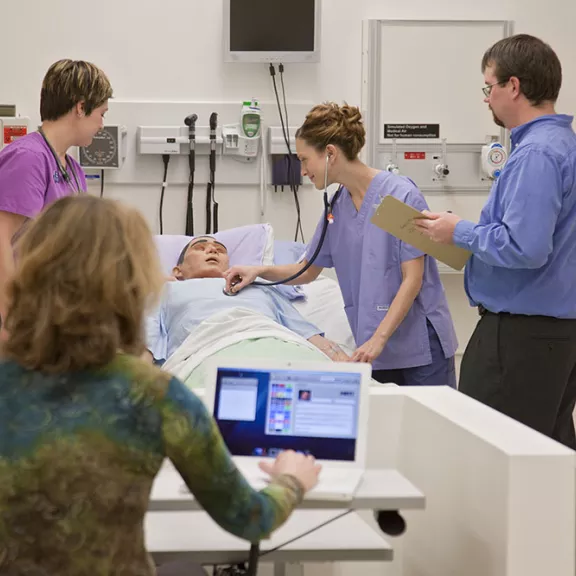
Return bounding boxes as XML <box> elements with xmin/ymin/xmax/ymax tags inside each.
<box><xmin>225</xmin><ymin>103</ymin><xmax>458</xmax><ymax>387</ymax></box>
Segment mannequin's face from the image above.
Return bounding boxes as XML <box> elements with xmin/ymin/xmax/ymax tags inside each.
<box><xmin>173</xmin><ymin>237</ymin><xmax>229</xmax><ymax>280</ymax></box>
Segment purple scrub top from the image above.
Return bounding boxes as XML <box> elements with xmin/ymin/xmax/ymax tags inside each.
<box><xmin>0</xmin><ymin>132</ymin><xmax>86</xmax><ymax>220</ymax></box>
<box><xmin>306</xmin><ymin>171</ymin><xmax>458</xmax><ymax>371</ymax></box>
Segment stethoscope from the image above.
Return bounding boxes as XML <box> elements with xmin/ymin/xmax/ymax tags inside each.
<box><xmin>38</xmin><ymin>127</ymin><xmax>83</xmax><ymax>195</ymax></box>
<box><xmin>224</xmin><ymin>154</ymin><xmax>343</xmax><ymax>296</ymax></box>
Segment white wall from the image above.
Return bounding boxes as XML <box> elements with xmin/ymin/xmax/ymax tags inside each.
<box><xmin>2</xmin><ymin>0</ymin><xmax>575</xmax><ymax>360</ymax></box>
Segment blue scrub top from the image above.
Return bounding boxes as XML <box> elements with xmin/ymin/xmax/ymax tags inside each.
<box><xmin>306</xmin><ymin>171</ymin><xmax>458</xmax><ymax>371</ymax></box>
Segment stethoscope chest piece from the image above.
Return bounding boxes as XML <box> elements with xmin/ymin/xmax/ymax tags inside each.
<box><xmin>223</xmin><ymin>275</ymin><xmax>242</xmax><ymax>296</ymax></box>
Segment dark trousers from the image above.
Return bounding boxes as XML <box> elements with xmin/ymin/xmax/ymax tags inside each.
<box><xmin>372</xmin><ymin>319</ymin><xmax>456</xmax><ymax>388</ymax></box>
<box><xmin>459</xmin><ymin>309</ymin><xmax>576</xmax><ymax>450</ymax></box>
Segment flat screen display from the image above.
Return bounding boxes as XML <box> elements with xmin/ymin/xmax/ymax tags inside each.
<box><xmin>229</xmin><ymin>0</ymin><xmax>316</xmax><ymax>53</ymax></box>
<box><xmin>213</xmin><ymin>366</ymin><xmax>361</xmax><ymax>461</ymax></box>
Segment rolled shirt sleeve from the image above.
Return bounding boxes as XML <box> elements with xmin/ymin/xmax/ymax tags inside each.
<box><xmin>0</xmin><ymin>147</ymin><xmax>48</xmax><ymax>218</ymax></box>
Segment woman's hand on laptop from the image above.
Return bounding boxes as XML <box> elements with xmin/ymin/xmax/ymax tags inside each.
<box><xmin>259</xmin><ymin>450</ymin><xmax>321</xmax><ymax>493</ymax></box>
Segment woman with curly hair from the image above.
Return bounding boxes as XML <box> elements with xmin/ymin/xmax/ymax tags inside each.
<box><xmin>225</xmin><ymin>102</ymin><xmax>458</xmax><ymax>388</ymax></box>
<box><xmin>0</xmin><ymin>195</ymin><xmax>320</xmax><ymax>575</ymax></box>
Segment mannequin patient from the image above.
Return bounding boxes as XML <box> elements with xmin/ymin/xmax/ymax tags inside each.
<box><xmin>146</xmin><ymin>236</ymin><xmax>348</xmax><ymax>363</ymax></box>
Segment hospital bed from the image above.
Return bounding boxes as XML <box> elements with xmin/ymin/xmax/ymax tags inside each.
<box><xmin>154</xmin><ymin>226</ymin><xmax>358</xmax><ymax>388</ymax></box>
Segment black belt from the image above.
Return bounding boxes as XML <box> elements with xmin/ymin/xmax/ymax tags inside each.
<box><xmin>478</xmin><ymin>305</ymin><xmax>509</xmax><ymax>317</ymax></box>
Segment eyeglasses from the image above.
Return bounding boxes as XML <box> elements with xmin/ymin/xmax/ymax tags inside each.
<box><xmin>482</xmin><ymin>79</ymin><xmax>510</xmax><ymax>97</ymax></box>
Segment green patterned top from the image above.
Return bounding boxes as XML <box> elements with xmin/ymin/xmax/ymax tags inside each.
<box><xmin>0</xmin><ymin>354</ymin><xmax>303</xmax><ymax>575</ymax></box>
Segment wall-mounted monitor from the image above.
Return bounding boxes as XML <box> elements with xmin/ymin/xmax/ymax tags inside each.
<box><xmin>224</xmin><ymin>0</ymin><xmax>321</xmax><ymax>63</ymax></box>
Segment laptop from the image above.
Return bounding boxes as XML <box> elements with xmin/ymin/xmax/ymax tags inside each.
<box><xmin>203</xmin><ymin>359</ymin><xmax>371</xmax><ymax>502</ymax></box>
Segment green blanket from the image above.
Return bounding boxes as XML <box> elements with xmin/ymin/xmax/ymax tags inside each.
<box><xmin>181</xmin><ymin>337</ymin><xmax>392</xmax><ymax>389</ymax></box>
<box><xmin>183</xmin><ymin>337</ymin><xmax>329</xmax><ymax>389</ymax></box>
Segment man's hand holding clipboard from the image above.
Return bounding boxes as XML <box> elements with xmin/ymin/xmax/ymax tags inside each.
<box><xmin>370</xmin><ymin>196</ymin><xmax>471</xmax><ymax>271</ymax></box>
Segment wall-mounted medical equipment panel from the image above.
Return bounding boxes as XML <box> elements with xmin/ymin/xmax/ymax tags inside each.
<box><xmin>94</xmin><ymin>100</ymin><xmax>315</xmax><ymax>187</ymax></box>
<box><xmin>79</xmin><ymin>125</ymin><xmax>128</xmax><ymax>169</ymax></box>
<box><xmin>0</xmin><ymin>104</ymin><xmax>29</xmax><ymax>151</ymax></box>
<box><xmin>362</xmin><ymin>18</ymin><xmax>514</xmax><ymax>193</ymax></box>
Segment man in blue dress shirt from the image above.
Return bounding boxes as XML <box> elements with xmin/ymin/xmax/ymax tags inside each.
<box><xmin>416</xmin><ymin>34</ymin><xmax>576</xmax><ymax>449</ymax></box>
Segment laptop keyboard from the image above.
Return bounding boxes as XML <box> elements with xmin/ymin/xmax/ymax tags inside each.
<box><xmin>241</xmin><ymin>466</ymin><xmax>364</xmax><ymax>493</ymax></box>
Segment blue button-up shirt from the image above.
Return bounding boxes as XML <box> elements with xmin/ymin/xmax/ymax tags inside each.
<box><xmin>454</xmin><ymin>114</ymin><xmax>576</xmax><ymax>318</ymax></box>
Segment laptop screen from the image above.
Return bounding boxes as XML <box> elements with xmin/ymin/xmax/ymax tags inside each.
<box><xmin>213</xmin><ymin>366</ymin><xmax>362</xmax><ymax>461</ymax></box>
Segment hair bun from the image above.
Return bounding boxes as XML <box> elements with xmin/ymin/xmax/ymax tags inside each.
<box><xmin>339</xmin><ymin>104</ymin><xmax>362</xmax><ymax>126</ymax></box>
<box><xmin>296</xmin><ymin>101</ymin><xmax>366</xmax><ymax>161</ymax></box>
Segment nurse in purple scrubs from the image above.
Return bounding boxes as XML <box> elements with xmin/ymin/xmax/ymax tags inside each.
<box><xmin>225</xmin><ymin>103</ymin><xmax>458</xmax><ymax>387</ymax></box>
<box><xmin>0</xmin><ymin>59</ymin><xmax>113</xmax><ymax>332</ymax></box>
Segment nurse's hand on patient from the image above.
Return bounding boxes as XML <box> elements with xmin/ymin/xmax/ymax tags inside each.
<box><xmin>223</xmin><ymin>265</ymin><xmax>262</xmax><ymax>294</ymax></box>
<box><xmin>352</xmin><ymin>334</ymin><xmax>387</xmax><ymax>364</ymax></box>
<box><xmin>259</xmin><ymin>450</ymin><xmax>321</xmax><ymax>493</ymax></box>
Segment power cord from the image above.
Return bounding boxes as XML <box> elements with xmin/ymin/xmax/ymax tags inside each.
<box><xmin>279</xmin><ymin>63</ymin><xmax>305</xmax><ymax>243</ymax></box>
<box><xmin>269</xmin><ymin>63</ymin><xmax>305</xmax><ymax>243</ymax></box>
<box><xmin>260</xmin><ymin>509</ymin><xmax>352</xmax><ymax>558</ymax></box>
<box><xmin>159</xmin><ymin>154</ymin><xmax>170</xmax><ymax>235</ymax></box>
<box><xmin>213</xmin><ymin>510</ymin><xmax>353</xmax><ymax>576</ymax></box>
<box><xmin>100</xmin><ymin>169</ymin><xmax>105</xmax><ymax>197</ymax></box>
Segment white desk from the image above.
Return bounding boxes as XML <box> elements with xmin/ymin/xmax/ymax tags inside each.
<box><xmin>147</xmin><ymin>509</ymin><xmax>393</xmax><ymax>569</ymax></box>
<box><xmin>148</xmin><ymin>462</ymin><xmax>423</xmax><ymax>575</ymax></box>
<box><xmin>149</xmin><ymin>461</ymin><xmax>425</xmax><ymax>512</ymax></box>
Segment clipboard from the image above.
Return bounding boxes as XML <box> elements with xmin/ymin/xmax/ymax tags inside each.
<box><xmin>370</xmin><ymin>195</ymin><xmax>471</xmax><ymax>271</ymax></box>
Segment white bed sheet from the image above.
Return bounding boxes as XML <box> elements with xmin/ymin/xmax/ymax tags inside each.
<box><xmin>292</xmin><ymin>274</ymin><xmax>356</xmax><ymax>354</ymax></box>
<box><xmin>153</xmin><ymin>232</ymin><xmax>355</xmax><ymax>354</ymax></box>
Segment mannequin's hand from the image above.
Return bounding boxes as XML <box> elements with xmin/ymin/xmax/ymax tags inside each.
<box><xmin>308</xmin><ymin>335</ymin><xmax>350</xmax><ymax>361</ymax></box>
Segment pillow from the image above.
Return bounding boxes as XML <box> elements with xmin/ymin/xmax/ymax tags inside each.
<box><xmin>292</xmin><ymin>274</ymin><xmax>356</xmax><ymax>353</ymax></box>
<box><xmin>274</xmin><ymin>240</ymin><xmax>306</xmax><ymax>265</ymax></box>
<box><xmin>155</xmin><ymin>224</ymin><xmax>274</xmax><ymax>276</ymax></box>
<box><xmin>271</xmin><ymin>240</ymin><xmax>308</xmax><ymax>301</ymax></box>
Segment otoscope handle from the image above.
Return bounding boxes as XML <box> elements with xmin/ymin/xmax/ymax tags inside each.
<box><xmin>209</xmin><ymin>112</ymin><xmax>218</xmax><ymax>131</ymax></box>
<box><xmin>184</xmin><ymin>113</ymin><xmax>198</xmax><ymax>133</ymax></box>
<box><xmin>209</xmin><ymin>112</ymin><xmax>218</xmax><ymax>170</ymax></box>
<box><xmin>189</xmin><ymin>154</ymin><xmax>196</xmax><ymax>177</ymax></box>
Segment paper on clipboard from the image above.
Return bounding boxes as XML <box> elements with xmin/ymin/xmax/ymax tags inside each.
<box><xmin>370</xmin><ymin>195</ymin><xmax>471</xmax><ymax>271</ymax></box>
